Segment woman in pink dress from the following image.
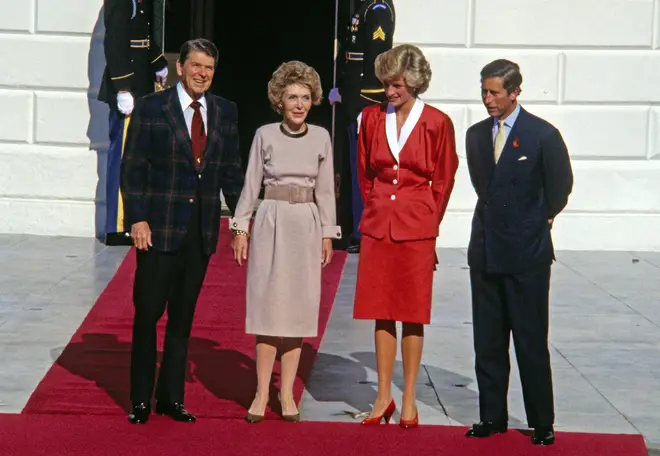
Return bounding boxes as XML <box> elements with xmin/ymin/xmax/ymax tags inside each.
<box><xmin>230</xmin><ymin>61</ymin><xmax>341</xmax><ymax>423</ymax></box>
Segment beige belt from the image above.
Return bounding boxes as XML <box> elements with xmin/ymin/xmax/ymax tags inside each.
<box><xmin>263</xmin><ymin>186</ymin><xmax>314</xmax><ymax>204</ymax></box>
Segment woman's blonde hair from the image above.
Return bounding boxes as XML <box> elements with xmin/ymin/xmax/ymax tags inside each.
<box><xmin>267</xmin><ymin>61</ymin><xmax>323</xmax><ymax>113</ymax></box>
<box><xmin>374</xmin><ymin>44</ymin><xmax>432</xmax><ymax>95</ymax></box>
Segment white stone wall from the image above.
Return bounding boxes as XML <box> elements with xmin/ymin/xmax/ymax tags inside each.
<box><xmin>0</xmin><ymin>0</ymin><xmax>107</xmax><ymax>237</ymax></box>
<box><xmin>0</xmin><ymin>0</ymin><xmax>658</xmax><ymax>250</ymax></box>
<box><xmin>396</xmin><ymin>0</ymin><xmax>660</xmax><ymax>251</ymax></box>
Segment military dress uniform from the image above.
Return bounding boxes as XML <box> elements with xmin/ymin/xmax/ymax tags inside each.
<box><xmin>98</xmin><ymin>0</ymin><xmax>168</xmax><ymax>246</ymax></box>
<box><xmin>336</xmin><ymin>0</ymin><xmax>395</xmax><ymax>251</ymax></box>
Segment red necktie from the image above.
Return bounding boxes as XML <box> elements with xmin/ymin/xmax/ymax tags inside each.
<box><xmin>190</xmin><ymin>101</ymin><xmax>206</xmax><ymax>168</ymax></box>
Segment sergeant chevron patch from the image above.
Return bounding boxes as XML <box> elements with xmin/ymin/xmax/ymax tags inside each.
<box><xmin>373</xmin><ymin>26</ymin><xmax>386</xmax><ymax>40</ymax></box>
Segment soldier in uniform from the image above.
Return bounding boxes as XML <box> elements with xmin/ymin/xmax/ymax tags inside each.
<box><xmin>329</xmin><ymin>0</ymin><xmax>395</xmax><ymax>253</ymax></box>
<box><xmin>98</xmin><ymin>0</ymin><xmax>169</xmax><ymax>246</ymax></box>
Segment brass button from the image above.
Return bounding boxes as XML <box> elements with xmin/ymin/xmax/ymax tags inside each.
<box><xmin>189</xmin><ymin>198</ymin><xmax>194</xmax><ymax>204</ymax></box>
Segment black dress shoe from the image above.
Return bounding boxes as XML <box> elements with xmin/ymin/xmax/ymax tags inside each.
<box><xmin>155</xmin><ymin>402</ymin><xmax>196</xmax><ymax>422</ymax></box>
<box><xmin>465</xmin><ymin>421</ymin><xmax>508</xmax><ymax>438</ymax></box>
<box><xmin>347</xmin><ymin>244</ymin><xmax>360</xmax><ymax>254</ymax></box>
<box><xmin>128</xmin><ymin>402</ymin><xmax>150</xmax><ymax>424</ymax></box>
<box><xmin>532</xmin><ymin>426</ymin><xmax>555</xmax><ymax>445</ymax></box>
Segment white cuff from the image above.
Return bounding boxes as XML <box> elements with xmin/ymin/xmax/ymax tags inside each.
<box><xmin>322</xmin><ymin>225</ymin><xmax>342</xmax><ymax>239</ymax></box>
<box><xmin>229</xmin><ymin>218</ymin><xmax>250</xmax><ymax>233</ymax></box>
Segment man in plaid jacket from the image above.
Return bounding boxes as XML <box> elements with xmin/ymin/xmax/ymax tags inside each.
<box><xmin>120</xmin><ymin>38</ymin><xmax>243</xmax><ymax>424</ymax></box>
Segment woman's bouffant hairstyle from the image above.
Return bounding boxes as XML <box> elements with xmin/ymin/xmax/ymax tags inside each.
<box><xmin>267</xmin><ymin>61</ymin><xmax>323</xmax><ymax>113</ymax></box>
<box><xmin>374</xmin><ymin>44</ymin><xmax>432</xmax><ymax>95</ymax></box>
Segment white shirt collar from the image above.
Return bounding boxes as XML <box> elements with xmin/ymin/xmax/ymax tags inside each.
<box><xmin>176</xmin><ymin>82</ymin><xmax>207</xmax><ymax>111</ymax></box>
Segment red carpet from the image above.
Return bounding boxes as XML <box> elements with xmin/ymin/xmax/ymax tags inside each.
<box><xmin>12</xmin><ymin>221</ymin><xmax>649</xmax><ymax>455</ymax></box>
<box><xmin>0</xmin><ymin>415</ymin><xmax>648</xmax><ymax>456</ymax></box>
<box><xmin>22</xmin><ymin>219</ymin><xmax>348</xmax><ymax>419</ymax></box>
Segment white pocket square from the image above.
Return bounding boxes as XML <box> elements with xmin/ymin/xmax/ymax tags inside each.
<box><xmin>517</xmin><ymin>156</ymin><xmax>527</xmax><ymax>161</ymax></box>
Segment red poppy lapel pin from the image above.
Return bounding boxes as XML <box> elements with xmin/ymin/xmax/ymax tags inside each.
<box><xmin>513</xmin><ymin>137</ymin><xmax>520</xmax><ymax>148</ymax></box>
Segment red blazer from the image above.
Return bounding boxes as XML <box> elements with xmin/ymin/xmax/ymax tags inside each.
<box><xmin>357</xmin><ymin>100</ymin><xmax>459</xmax><ymax>241</ymax></box>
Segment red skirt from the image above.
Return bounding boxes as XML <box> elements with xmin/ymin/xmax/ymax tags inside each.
<box><xmin>353</xmin><ymin>232</ymin><xmax>436</xmax><ymax>324</ymax></box>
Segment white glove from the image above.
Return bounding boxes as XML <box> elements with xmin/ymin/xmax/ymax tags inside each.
<box><xmin>117</xmin><ymin>91</ymin><xmax>134</xmax><ymax>115</ymax></box>
<box><xmin>328</xmin><ymin>87</ymin><xmax>342</xmax><ymax>105</ymax></box>
<box><xmin>155</xmin><ymin>66</ymin><xmax>168</xmax><ymax>85</ymax></box>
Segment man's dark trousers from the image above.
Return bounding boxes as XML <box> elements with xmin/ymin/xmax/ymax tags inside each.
<box><xmin>129</xmin><ymin>195</ymin><xmax>209</xmax><ymax>404</ymax></box>
<box><xmin>470</xmin><ymin>264</ymin><xmax>554</xmax><ymax>428</ymax></box>
<box><xmin>105</xmin><ymin>108</ymin><xmax>130</xmax><ymax>242</ymax></box>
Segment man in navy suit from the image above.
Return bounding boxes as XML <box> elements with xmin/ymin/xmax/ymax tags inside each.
<box><xmin>464</xmin><ymin>59</ymin><xmax>573</xmax><ymax>446</ymax></box>
<box><xmin>120</xmin><ymin>38</ymin><xmax>243</xmax><ymax>424</ymax></box>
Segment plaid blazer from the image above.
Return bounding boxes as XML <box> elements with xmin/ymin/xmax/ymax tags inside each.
<box><xmin>120</xmin><ymin>86</ymin><xmax>243</xmax><ymax>254</ymax></box>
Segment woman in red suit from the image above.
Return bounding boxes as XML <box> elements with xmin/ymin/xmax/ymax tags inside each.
<box><xmin>353</xmin><ymin>44</ymin><xmax>459</xmax><ymax>428</ymax></box>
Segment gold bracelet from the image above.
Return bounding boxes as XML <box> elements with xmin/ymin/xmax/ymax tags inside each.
<box><xmin>232</xmin><ymin>229</ymin><xmax>249</xmax><ymax>237</ymax></box>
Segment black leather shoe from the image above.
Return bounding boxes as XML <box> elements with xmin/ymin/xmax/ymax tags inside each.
<box><xmin>128</xmin><ymin>402</ymin><xmax>150</xmax><ymax>424</ymax></box>
<box><xmin>532</xmin><ymin>426</ymin><xmax>555</xmax><ymax>445</ymax></box>
<box><xmin>155</xmin><ymin>402</ymin><xmax>196</xmax><ymax>422</ymax></box>
<box><xmin>347</xmin><ymin>244</ymin><xmax>360</xmax><ymax>254</ymax></box>
<box><xmin>465</xmin><ymin>421</ymin><xmax>508</xmax><ymax>438</ymax></box>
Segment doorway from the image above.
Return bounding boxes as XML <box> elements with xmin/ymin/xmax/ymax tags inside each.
<box><xmin>164</xmin><ymin>0</ymin><xmax>338</xmax><ymax>165</ymax></box>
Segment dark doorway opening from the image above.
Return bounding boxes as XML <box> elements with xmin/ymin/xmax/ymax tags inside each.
<box><xmin>164</xmin><ymin>0</ymin><xmax>337</xmax><ymax>166</ymax></box>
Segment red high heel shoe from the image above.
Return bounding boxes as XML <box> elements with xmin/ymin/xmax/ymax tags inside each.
<box><xmin>361</xmin><ymin>400</ymin><xmax>396</xmax><ymax>425</ymax></box>
<box><xmin>399</xmin><ymin>410</ymin><xmax>419</xmax><ymax>429</ymax></box>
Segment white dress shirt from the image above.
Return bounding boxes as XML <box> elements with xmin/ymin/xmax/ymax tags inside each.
<box><xmin>176</xmin><ymin>82</ymin><xmax>208</xmax><ymax>136</ymax></box>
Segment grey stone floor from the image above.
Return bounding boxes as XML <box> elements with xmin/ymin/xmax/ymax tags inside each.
<box><xmin>301</xmin><ymin>249</ymin><xmax>660</xmax><ymax>451</ymax></box>
<box><xmin>0</xmin><ymin>234</ymin><xmax>129</xmax><ymax>412</ymax></box>
<box><xmin>0</xmin><ymin>234</ymin><xmax>658</xmax><ymax>452</ymax></box>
